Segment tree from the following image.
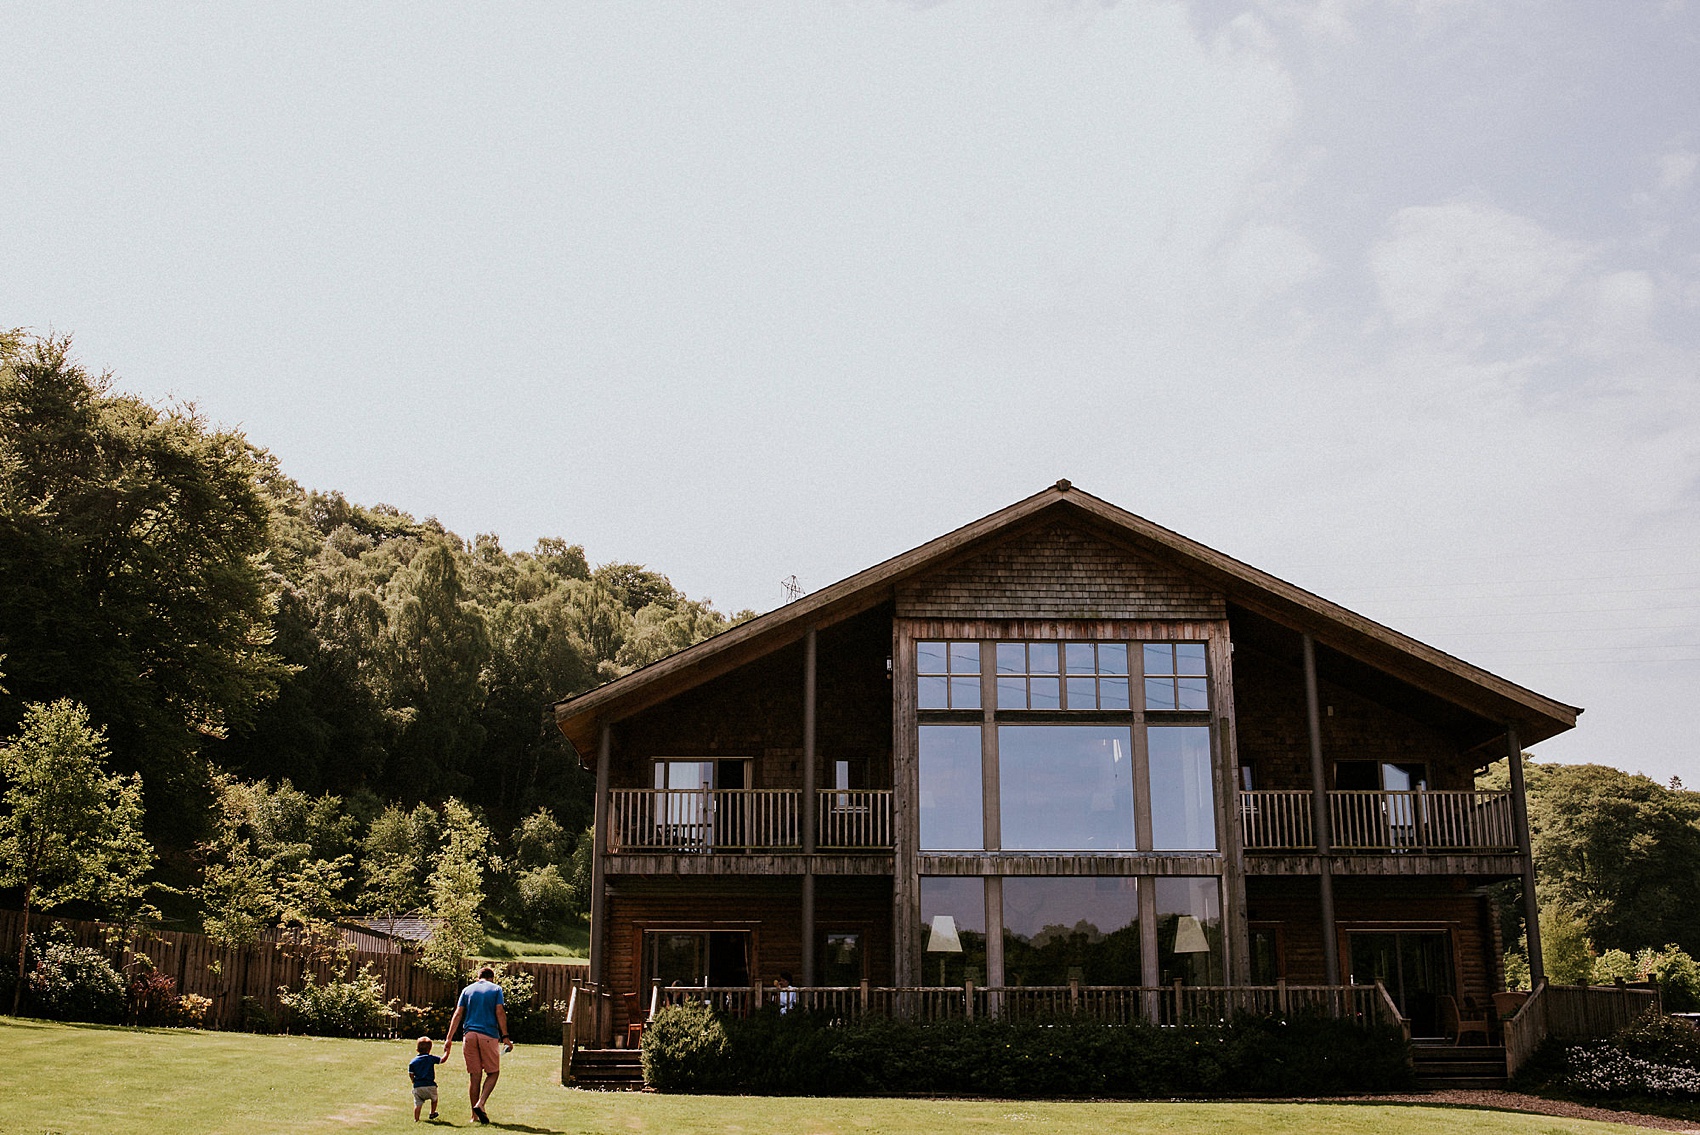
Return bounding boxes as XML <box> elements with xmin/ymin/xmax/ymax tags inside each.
<box><xmin>361</xmin><ymin>802</ymin><xmax>440</xmax><ymax>934</ymax></box>
<box><xmin>0</xmin><ymin>334</ymin><xmax>284</xmax><ymax>836</ymax></box>
<box><xmin>1526</xmin><ymin>763</ymin><xmax>1700</xmax><ymax>956</ymax></box>
<box><xmin>422</xmin><ymin>799</ymin><xmax>490</xmax><ymax>980</ymax></box>
<box><xmin>0</xmin><ymin>700</ymin><xmax>153</xmax><ymax>1015</ymax></box>
<box><xmin>197</xmin><ymin>775</ymin><xmax>355</xmax><ymax>957</ymax></box>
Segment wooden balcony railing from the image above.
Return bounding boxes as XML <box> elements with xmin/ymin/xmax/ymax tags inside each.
<box><xmin>650</xmin><ymin>981</ymin><xmax>1381</xmax><ymax>1025</ymax></box>
<box><xmin>608</xmin><ymin>788</ymin><xmax>894</xmax><ymax>853</ymax></box>
<box><xmin>817</xmin><ymin>789</ymin><xmax>894</xmax><ymax>849</ymax></box>
<box><xmin>1239</xmin><ymin>789</ymin><xmax>1517</xmax><ymax>852</ymax></box>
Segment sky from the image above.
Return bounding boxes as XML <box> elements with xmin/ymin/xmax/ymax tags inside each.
<box><xmin>3</xmin><ymin>1</ymin><xmax>1697</xmax><ymax>784</ymax></box>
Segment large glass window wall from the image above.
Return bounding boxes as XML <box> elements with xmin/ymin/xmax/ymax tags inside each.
<box><xmin>1147</xmin><ymin>726</ymin><xmax>1216</xmax><ymax>851</ymax></box>
<box><xmin>1155</xmin><ymin>876</ymin><xmax>1224</xmax><ymax>986</ymax></box>
<box><xmin>918</xmin><ymin>725</ymin><xmax>982</xmax><ymax>850</ymax></box>
<box><xmin>1002</xmin><ymin>876</ymin><xmax>1141</xmax><ymax>985</ymax></box>
<box><xmin>999</xmin><ymin>725</ymin><xmax>1135</xmax><ymax>850</ymax></box>
<box><xmin>916</xmin><ymin>637</ymin><xmax>1217</xmax><ymax>854</ymax></box>
<box><xmin>920</xmin><ymin>877</ymin><xmax>986</xmax><ymax>986</ymax></box>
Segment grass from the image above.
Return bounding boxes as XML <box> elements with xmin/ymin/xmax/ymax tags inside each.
<box><xmin>476</xmin><ymin>918</ymin><xmax>588</xmax><ymax>964</ymax></box>
<box><xmin>1</xmin><ymin>1018</ymin><xmax>1664</xmax><ymax>1135</ymax></box>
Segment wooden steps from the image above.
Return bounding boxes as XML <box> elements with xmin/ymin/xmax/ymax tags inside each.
<box><xmin>1412</xmin><ymin>1043</ymin><xmax>1508</xmax><ymax>1090</ymax></box>
<box><xmin>567</xmin><ymin>1047</ymin><xmax>646</xmax><ymax>1090</ymax></box>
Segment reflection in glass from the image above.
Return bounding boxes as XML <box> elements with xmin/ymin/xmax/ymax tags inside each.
<box><xmin>921</xmin><ymin>877</ymin><xmax>986</xmax><ymax>986</ymax></box>
<box><xmin>1155</xmin><ymin>876</ymin><xmax>1223</xmax><ymax>985</ymax></box>
<box><xmin>1002</xmin><ymin>877</ymin><xmax>1141</xmax><ymax>986</ymax></box>
<box><xmin>919</xmin><ymin>725</ymin><xmax>982</xmax><ymax>850</ymax></box>
<box><xmin>999</xmin><ymin>726</ymin><xmax>1135</xmax><ymax>850</ymax></box>
<box><xmin>1148</xmin><ymin>726</ymin><xmax>1216</xmax><ymax>850</ymax></box>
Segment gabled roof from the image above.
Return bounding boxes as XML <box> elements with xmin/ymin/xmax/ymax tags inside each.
<box><xmin>552</xmin><ymin>482</ymin><xmax>1581</xmax><ymax>762</ymax></box>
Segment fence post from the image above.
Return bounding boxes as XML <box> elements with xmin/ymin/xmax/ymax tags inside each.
<box><xmin>1070</xmin><ymin>978</ymin><xmax>1080</xmax><ymax>1014</ymax></box>
<box><xmin>965</xmin><ymin>980</ymin><xmax>974</xmax><ymax>1021</ymax></box>
<box><xmin>1173</xmin><ymin>979</ymin><xmax>1184</xmax><ymax>1024</ymax></box>
<box><xmin>860</xmin><ymin>978</ymin><xmax>870</xmax><ymax>1015</ymax></box>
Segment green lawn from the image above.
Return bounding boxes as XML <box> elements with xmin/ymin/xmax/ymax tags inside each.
<box><xmin>477</xmin><ymin>921</ymin><xmax>589</xmax><ymax>964</ymax></box>
<box><xmin>2</xmin><ymin>1017</ymin><xmax>1652</xmax><ymax>1135</ymax></box>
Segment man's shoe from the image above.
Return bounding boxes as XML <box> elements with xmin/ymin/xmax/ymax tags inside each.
<box><xmin>472</xmin><ymin>1106</ymin><xmax>489</xmax><ymax>1125</ymax></box>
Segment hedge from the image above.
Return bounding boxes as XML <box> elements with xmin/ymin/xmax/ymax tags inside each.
<box><xmin>641</xmin><ymin>1001</ymin><xmax>1414</xmax><ymax>1097</ymax></box>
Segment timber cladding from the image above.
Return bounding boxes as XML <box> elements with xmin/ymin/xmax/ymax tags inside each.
<box><xmin>606</xmin><ymin>876</ymin><xmax>893</xmax><ymax>1033</ymax></box>
<box><xmin>1232</xmin><ymin>641</ymin><xmax>1468</xmax><ymax>790</ymax></box>
<box><xmin>1246</xmin><ymin>877</ymin><xmax>1501</xmax><ymax>1002</ymax></box>
<box><xmin>896</xmin><ymin>521</ymin><xmax>1227</xmax><ymax>621</ymax></box>
<box><xmin>613</xmin><ymin>605</ymin><xmax>893</xmax><ymax>791</ymax></box>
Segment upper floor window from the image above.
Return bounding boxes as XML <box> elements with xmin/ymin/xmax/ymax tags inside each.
<box><xmin>996</xmin><ymin>641</ymin><xmax>1130</xmax><ymax>710</ymax></box>
<box><xmin>917</xmin><ymin>641</ymin><xmax>981</xmax><ymax>710</ymax></box>
<box><xmin>1143</xmin><ymin>643</ymin><xmax>1209</xmax><ymax>711</ymax></box>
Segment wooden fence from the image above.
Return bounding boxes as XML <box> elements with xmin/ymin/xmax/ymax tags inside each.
<box><xmin>1503</xmin><ymin>981</ymin><xmax>1662</xmax><ymax>1078</ymax></box>
<box><xmin>0</xmin><ymin>910</ymin><xmax>587</xmax><ymax>1036</ymax></box>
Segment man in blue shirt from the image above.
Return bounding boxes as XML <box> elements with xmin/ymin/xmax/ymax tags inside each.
<box><xmin>442</xmin><ymin>966</ymin><xmax>512</xmax><ymax>1126</ymax></box>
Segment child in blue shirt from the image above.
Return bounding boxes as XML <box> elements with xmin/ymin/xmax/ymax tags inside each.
<box><xmin>409</xmin><ymin>1035</ymin><xmax>450</xmax><ymax>1122</ymax></box>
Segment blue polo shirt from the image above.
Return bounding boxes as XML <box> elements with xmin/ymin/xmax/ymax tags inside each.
<box><xmin>409</xmin><ymin>1053</ymin><xmax>443</xmax><ymax>1087</ymax></box>
<box><xmin>457</xmin><ymin>979</ymin><xmax>505</xmax><ymax>1038</ymax></box>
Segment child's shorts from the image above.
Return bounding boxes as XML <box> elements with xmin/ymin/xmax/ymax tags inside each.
<box><xmin>412</xmin><ymin>1086</ymin><xmax>439</xmax><ymax>1105</ymax></box>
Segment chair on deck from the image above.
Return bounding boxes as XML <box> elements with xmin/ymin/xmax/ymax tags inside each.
<box><xmin>1491</xmin><ymin>990</ymin><xmax>1529</xmax><ymax>1022</ymax></box>
<box><xmin>622</xmin><ymin>991</ymin><xmax>645</xmax><ymax>1049</ymax></box>
<box><xmin>1440</xmin><ymin>994</ymin><xmax>1492</xmax><ymax>1045</ymax></box>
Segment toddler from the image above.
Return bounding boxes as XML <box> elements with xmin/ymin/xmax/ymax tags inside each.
<box><xmin>408</xmin><ymin>1035</ymin><xmax>451</xmax><ymax>1121</ymax></box>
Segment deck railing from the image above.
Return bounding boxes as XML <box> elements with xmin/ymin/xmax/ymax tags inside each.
<box><xmin>608</xmin><ymin>788</ymin><xmax>895</xmax><ymax>853</ymax></box>
<box><xmin>1239</xmin><ymin>789</ymin><xmax>1517</xmax><ymax>852</ymax></box>
<box><xmin>650</xmin><ymin>981</ymin><xmax>1381</xmax><ymax>1025</ymax></box>
<box><xmin>817</xmin><ymin>789</ymin><xmax>894</xmax><ymax>849</ymax></box>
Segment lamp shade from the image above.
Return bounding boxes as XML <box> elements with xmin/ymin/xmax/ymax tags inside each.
<box><xmin>925</xmin><ymin>915</ymin><xmax>963</xmax><ymax>953</ymax></box>
<box><xmin>1172</xmin><ymin>915</ymin><xmax>1210</xmax><ymax>954</ymax></box>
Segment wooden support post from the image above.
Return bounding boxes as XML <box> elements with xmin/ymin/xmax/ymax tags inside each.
<box><xmin>1506</xmin><ymin>724</ymin><xmax>1545</xmax><ymax>987</ymax></box>
<box><xmin>965</xmin><ymin>979</ymin><xmax>975</xmax><ymax>1021</ymax></box>
<box><xmin>589</xmin><ymin>722</ymin><xmax>612</xmax><ymax>1044</ymax></box>
<box><xmin>984</xmin><ymin>876</ymin><xmax>1003</xmax><ymax>989</ymax></box>
<box><xmin>1303</xmin><ymin>634</ymin><xmax>1341</xmax><ymax>986</ymax></box>
<box><xmin>802</xmin><ymin>628</ymin><xmax>817</xmax><ymax>986</ymax></box>
<box><xmin>892</xmin><ymin>623</ymin><xmax>920</xmax><ymax>987</ymax></box>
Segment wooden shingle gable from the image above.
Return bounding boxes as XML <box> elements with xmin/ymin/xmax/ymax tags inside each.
<box><xmin>552</xmin><ymin>482</ymin><xmax>1581</xmax><ymax>763</ymax></box>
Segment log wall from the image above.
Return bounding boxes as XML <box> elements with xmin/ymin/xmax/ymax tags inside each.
<box><xmin>1244</xmin><ymin>877</ymin><xmax>1501</xmax><ymax>1003</ymax></box>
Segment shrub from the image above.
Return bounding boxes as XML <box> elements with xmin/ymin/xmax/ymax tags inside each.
<box><xmin>1517</xmin><ymin>1015</ymin><xmax>1700</xmax><ymax>1104</ymax></box>
<box><xmin>398</xmin><ymin>1001</ymin><xmax>456</xmax><ymax>1038</ymax></box>
<box><xmin>177</xmin><ymin>993</ymin><xmax>212</xmax><ymax>1027</ymax></box>
<box><xmin>639</xmin><ymin>1006</ymin><xmax>1412</xmax><ymax>1097</ymax></box>
<box><xmin>642</xmin><ymin>1000</ymin><xmax>730</xmax><ymax>1092</ymax></box>
<box><xmin>26</xmin><ymin>934</ymin><xmax>126</xmax><ymax>1024</ymax></box>
<box><xmin>127</xmin><ymin>965</ymin><xmax>181</xmax><ymax>1026</ymax></box>
<box><xmin>277</xmin><ymin>964</ymin><xmax>399</xmax><ymax>1037</ymax></box>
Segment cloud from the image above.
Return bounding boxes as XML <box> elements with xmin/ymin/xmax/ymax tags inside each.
<box><xmin>1369</xmin><ymin>201</ymin><xmax>1592</xmax><ymax>334</ymax></box>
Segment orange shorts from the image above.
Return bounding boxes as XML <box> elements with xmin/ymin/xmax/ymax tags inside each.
<box><xmin>462</xmin><ymin>1030</ymin><xmax>502</xmax><ymax>1075</ymax></box>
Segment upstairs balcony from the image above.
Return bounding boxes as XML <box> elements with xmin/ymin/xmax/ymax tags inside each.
<box><xmin>607</xmin><ymin>788</ymin><xmax>894</xmax><ymax>854</ymax></box>
<box><xmin>1238</xmin><ymin>789</ymin><xmax>1517</xmax><ymax>854</ymax></box>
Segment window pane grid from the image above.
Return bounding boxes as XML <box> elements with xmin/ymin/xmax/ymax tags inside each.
<box><xmin>1142</xmin><ymin>642</ymin><xmax>1210</xmax><ymax>712</ymax></box>
<box><xmin>917</xmin><ymin>640</ymin><xmax>981</xmax><ymax>710</ymax></box>
<box><xmin>996</xmin><ymin>641</ymin><xmax>1130</xmax><ymax>709</ymax></box>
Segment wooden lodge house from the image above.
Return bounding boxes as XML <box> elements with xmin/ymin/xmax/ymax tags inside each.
<box><xmin>550</xmin><ymin>483</ymin><xmax>1577</xmax><ymax>1041</ymax></box>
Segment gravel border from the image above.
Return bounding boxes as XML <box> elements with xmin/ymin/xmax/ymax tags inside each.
<box><xmin>1312</xmin><ymin>1090</ymin><xmax>1700</xmax><ymax>1132</ymax></box>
